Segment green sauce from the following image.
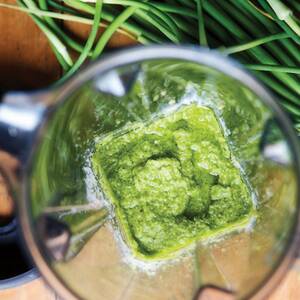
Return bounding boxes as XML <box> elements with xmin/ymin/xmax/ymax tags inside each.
<box><xmin>92</xmin><ymin>104</ymin><xmax>253</xmax><ymax>259</ymax></box>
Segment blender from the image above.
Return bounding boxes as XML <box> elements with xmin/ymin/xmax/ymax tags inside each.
<box><xmin>0</xmin><ymin>46</ymin><xmax>299</xmax><ymax>299</ymax></box>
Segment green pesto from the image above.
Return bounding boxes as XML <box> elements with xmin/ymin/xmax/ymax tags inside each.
<box><xmin>92</xmin><ymin>104</ymin><xmax>252</xmax><ymax>258</ymax></box>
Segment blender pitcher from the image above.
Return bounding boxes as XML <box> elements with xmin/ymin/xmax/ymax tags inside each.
<box><xmin>0</xmin><ymin>46</ymin><xmax>299</xmax><ymax>300</ymax></box>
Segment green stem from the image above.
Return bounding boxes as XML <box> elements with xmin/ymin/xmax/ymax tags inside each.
<box><xmin>17</xmin><ymin>0</ymin><xmax>73</xmax><ymax>68</ymax></box>
<box><xmin>222</xmin><ymin>32</ymin><xmax>289</xmax><ymax>54</ymax></box>
<box><xmin>282</xmin><ymin>102</ymin><xmax>300</xmax><ymax>118</ymax></box>
<box><xmin>38</xmin><ymin>0</ymin><xmax>88</xmax><ymax>54</ymax></box>
<box><xmin>55</xmin><ymin>0</ymin><xmax>103</xmax><ymax>85</ymax></box>
<box><xmin>150</xmin><ymin>2</ymin><xmax>196</xmax><ymax>18</ymax></box>
<box><xmin>258</xmin><ymin>0</ymin><xmax>300</xmax><ymax>45</ymax></box>
<box><xmin>0</xmin><ymin>2</ymin><xmax>135</xmax><ymax>41</ymax></box>
<box><xmin>218</xmin><ymin>0</ymin><xmax>296</xmax><ymax>66</ymax></box>
<box><xmin>134</xmin><ymin>9</ymin><xmax>179</xmax><ymax>43</ymax></box>
<box><xmin>172</xmin><ymin>15</ymin><xmax>198</xmax><ymax>40</ymax></box>
<box><xmin>234</xmin><ymin>0</ymin><xmax>300</xmax><ymax>63</ymax></box>
<box><xmin>92</xmin><ymin>6</ymin><xmax>136</xmax><ymax>59</ymax></box>
<box><xmin>81</xmin><ymin>0</ymin><xmax>180</xmax><ymax>37</ymax></box>
<box><xmin>254</xmin><ymin>72</ymin><xmax>300</xmax><ymax>106</ymax></box>
<box><xmin>204</xmin><ymin>1</ymin><xmax>300</xmax><ymax>96</ymax></box>
<box><xmin>195</xmin><ymin>0</ymin><xmax>207</xmax><ymax>46</ymax></box>
<box><xmin>246</xmin><ymin>64</ymin><xmax>300</xmax><ymax>74</ymax></box>
<box><xmin>61</xmin><ymin>0</ymin><xmax>162</xmax><ymax>43</ymax></box>
<box><xmin>50</xmin><ymin>45</ymin><xmax>70</xmax><ymax>71</ymax></box>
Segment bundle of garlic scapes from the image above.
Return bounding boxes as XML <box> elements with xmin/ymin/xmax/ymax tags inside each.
<box><xmin>0</xmin><ymin>0</ymin><xmax>299</xmax><ymax>132</ymax></box>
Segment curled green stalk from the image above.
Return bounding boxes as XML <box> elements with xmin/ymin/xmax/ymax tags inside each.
<box><xmin>3</xmin><ymin>0</ymin><xmax>299</xmax><ymax>130</ymax></box>
<box><xmin>222</xmin><ymin>32</ymin><xmax>289</xmax><ymax>54</ymax></box>
<box><xmin>0</xmin><ymin>2</ymin><xmax>136</xmax><ymax>41</ymax></box>
<box><xmin>254</xmin><ymin>72</ymin><xmax>300</xmax><ymax>106</ymax></box>
<box><xmin>233</xmin><ymin>0</ymin><xmax>300</xmax><ymax>64</ymax></box>
<box><xmin>55</xmin><ymin>0</ymin><xmax>103</xmax><ymax>85</ymax></box>
<box><xmin>195</xmin><ymin>0</ymin><xmax>207</xmax><ymax>46</ymax></box>
<box><xmin>17</xmin><ymin>0</ymin><xmax>73</xmax><ymax>68</ymax></box>
<box><xmin>217</xmin><ymin>0</ymin><xmax>296</xmax><ymax>66</ymax></box>
<box><xmin>149</xmin><ymin>2</ymin><xmax>196</xmax><ymax>18</ymax></box>
<box><xmin>34</xmin><ymin>18</ymin><xmax>73</xmax><ymax>67</ymax></box>
<box><xmin>134</xmin><ymin>9</ymin><xmax>179</xmax><ymax>43</ymax></box>
<box><xmin>38</xmin><ymin>0</ymin><xmax>87</xmax><ymax>54</ymax></box>
<box><xmin>61</xmin><ymin>0</ymin><xmax>145</xmax><ymax>38</ymax></box>
<box><xmin>246</xmin><ymin>64</ymin><xmax>300</xmax><ymax>74</ymax></box>
<box><xmin>92</xmin><ymin>6</ymin><xmax>136</xmax><ymax>59</ymax></box>
<box><xmin>102</xmin><ymin>0</ymin><xmax>180</xmax><ymax>37</ymax></box>
<box><xmin>203</xmin><ymin>1</ymin><xmax>300</xmax><ymax>97</ymax></box>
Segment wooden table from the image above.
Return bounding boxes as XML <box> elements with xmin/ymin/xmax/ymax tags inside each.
<box><xmin>0</xmin><ymin>2</ymin><xmax>299</xmax><ymax>299</ymax></box>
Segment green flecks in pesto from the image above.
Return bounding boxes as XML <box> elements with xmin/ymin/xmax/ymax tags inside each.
<box><xmin>92</xmin><ymin>104</ymin><xmax>253</xmax><ymax>258</ymax></box>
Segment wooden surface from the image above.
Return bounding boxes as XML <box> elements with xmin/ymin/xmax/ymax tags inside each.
<box><xmin>0</xmin><ymin>0</ymin><xmax>135</xmax><ymax>90</ymax></box>
<box><xmin>0</xmin><ymin>3</ymin><xmax>299</xmax><ymax>299</ymax></box>
<box><xmin>0</xmin><ymin>0</ymin><xmax>61</xmax><ymax>90</ymax></box>
<box><xmin>0</xmin><ymin>278</ymin><xmax>56</xmax><ymax>300</ymax></box>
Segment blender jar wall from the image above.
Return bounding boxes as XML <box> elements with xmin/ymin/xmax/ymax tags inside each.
<box><xmin>19</xmin><ymin>48</ymin><xmax>299</xmax><ymax>300</ymax></box>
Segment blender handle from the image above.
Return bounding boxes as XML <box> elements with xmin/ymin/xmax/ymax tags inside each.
<box><xmin>0</xmin><ymin>90</ymin><xmax>52</xmax><ymax>164</ymax></box>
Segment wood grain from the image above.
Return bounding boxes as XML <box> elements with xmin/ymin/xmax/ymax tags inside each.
<box><xmin>0</xmin><ymin>278</ymin><xmax>56</xmax><ymax>300</ymax></box>
<box><xmin>0</xmin><ymin>0</ymin><xmax>60</xmax><ymax>90</ymax></box>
